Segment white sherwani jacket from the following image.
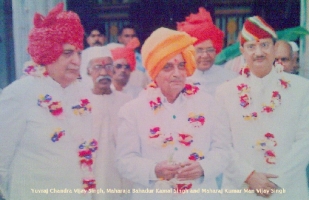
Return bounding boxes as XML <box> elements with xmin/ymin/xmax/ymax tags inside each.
<box><xmin>0</xmin><ymin>75</ymin><xmax>96</xmax><ymax>200</ymax></box>
<box><xmin>116</xmin><ymin>83</ymin><xmax>231</xmax><ymax>200</ymax></box>
<box><xmin>187</xmin><ymin>65</ymin><xmax>238</xmax><ymax>97</ymax></box>
<box><xmin>216</xmin><ymin>67</ymin><xmax>309</xmax><ymax>200</ymax></box>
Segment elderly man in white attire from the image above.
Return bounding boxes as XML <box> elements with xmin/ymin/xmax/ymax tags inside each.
<box><xmin>216</xmin><ymin>16</ymin><xmax>309</xmax><ymax>200</ymax></box>
<box><xmin>82</xmin><ymin>46</ymin><xmax>133</xmax><ymax>200</ymax></box>
<box><xmin>116</xmin><ymin>27</ymin><xmax>231</xmax><ymax>200</ymax></box>
<box><xmin>0</xmin><ymin>3</ymin><xmax>97</xmax><ymax>200</ymax></box>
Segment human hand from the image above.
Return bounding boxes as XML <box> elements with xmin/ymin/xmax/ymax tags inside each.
<box><xmin>155</xmin><ymin>160</ymin><xmax>181</xmax><ymax>180</ymax></box>
<box><xmin>246</xmin><ymin>171</ymin><xmax>278</xmax><ymax>198</ymax></box>
<box><xmin>176</xmin><ymin>161</ymin><xmax>204</xmax><ymax>181</ymax></box>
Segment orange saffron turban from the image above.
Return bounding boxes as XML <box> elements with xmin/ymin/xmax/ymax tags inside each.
<box><xmin>28</xmin><ymin>3</ymin><xmax>84</xmax><ymax>65</ymax></box>
<box><xmin>141</xmin><ymin>27</ymin><xmax>197</xmax><ymax>80</ymax></box>
<box><xmin>109</xmin><ymin>37</ymin><xmax>140</xmax><ymax>72</ymax></box>
<box><xmin>177</xmin><ymin>7</ymin><xmax>224</xmax><ymax>54</ymax></box>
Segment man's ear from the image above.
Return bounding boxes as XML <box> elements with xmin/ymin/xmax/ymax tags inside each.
<box><xmin>117</xmin><ymin>35</ymin><xmax>122</xmax><ymax>43</ymax></box>
<box><xmin>239</xmin><ymin>45</ymin><xmax>244</xmax><ymax>55</ymax></box>
<box><xmin>86</xmin><ymin>37</ymin><xmax>91</xmax><ymax>46</ymax></box>
<box><xmin>87</xmin><ymin>67</ymin><xmax>91</xmax><ymax>76</ymax></box>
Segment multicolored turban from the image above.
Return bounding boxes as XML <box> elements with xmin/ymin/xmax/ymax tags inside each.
<box><xmin>177</xmin><ymin>7</ymin><xmax>224</xmax><ymax>54</ymax></box>
<box><xmin>106</xmin><ymin>37</ymin><xmax>140</xmax><ymax>72</ymax></box>
<box><xmin>240</xmin><ymin>16</ymin><xmax>277</xmax><ymax>45</ymax></box>
<box><xmin>28</xmin><ymin>3</ymin><xmax>84</xmax><ymax>65</ymax></box>
<box><xmin>141</xmin><ymin>27</ymin><xmax>197</xmax><ymax>80</ymax></box>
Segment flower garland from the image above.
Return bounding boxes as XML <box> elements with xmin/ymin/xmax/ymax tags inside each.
<box><xmin>51</xmin><ymin>128</ymin><xmax>65</xmax><ymax>142</ymax></box>
<box><xmin>188</xmin><ymin>149</ymin><xmax>205</xmax><ymax>161</ymax></box>
<box><xmin>178</xmin><ymin>133</ymin><xmax>193</xmax><ymax>146</ymax></box>
<box><xmin>78</xmin><ymin>139</ymin><xmax>98</xmax><ymax>191</ymax></box>
<box><xmin>146</xmin><ymin>81</ymin><xmax>205</xmax><ymax>192</ymax></box>
<box><xmin>147</xmin><ymin>82</ymin><xmax>199</xmax><ymax>115</ymax></box>
<box><xmin>188</xmin><ymin>112</ymin><xmax>205</xmax><ymax>127</ymax></box>
<box><xmin>181</xmin><ymin>84</ymin><xmax>199</xmax><ymax>96</ymax></box>
<box><xmin>72</xmin><ymin>99</ymin><xmax>92</xmax><ymax>115</ymax></box>
<box><xmin>238</xmin><ymin>63</ymin><xmax>290</xmax><ymax>120</ymax></box>
<box><xmin>23</xmin><ymin>61</ymin><xmax>48</xmax><ymax>77</ymax></box>
<box><xmin>38</xmin><ymin>94</ymin><xmax>64</xmax><ymax>117</ymax></box>
<box><xmin>252</xmin><ymin>132</ymin><xmax>277</xmax><ymax>164</ymax></box>
<box><xmin>239</xmin><ymin>63</ymin><xmax>288</xmax><ymax>165</ymax></box>
<box><xmin>149</xmin><ymin>97</ymin><xmax>163</xmax><ymax>114</ymax></box>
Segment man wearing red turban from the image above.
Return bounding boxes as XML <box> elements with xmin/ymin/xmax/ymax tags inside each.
<box><xmin>177</xmin><ymin>7</ymin><xmax>237</xmax><ymax>96</ymax></box>
<box><xmin>0</xmin><ymin>3</ymin><xmax>97</xmax><ymax>199</ymax></box>
<box><xmin>106</xmin><ymin>38</ymin><xmax>147</xmax><ymax>98</ymax></box>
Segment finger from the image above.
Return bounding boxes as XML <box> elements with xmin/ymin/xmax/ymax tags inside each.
<box><xmin>179</xmin><ymin>161</ymin><xmax>192</xmax><ymax>167</ymax></box>
<box><xmin>267</xmin><ymin>182</ymin><xmax>277</xmax><ymax>189</ymax></box>
<box><xmin>264</xmin><ymin>173</ymin><xmax>278</xmax><ymax>178</ymax></box>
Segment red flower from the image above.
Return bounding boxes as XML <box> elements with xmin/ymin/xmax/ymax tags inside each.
<box><xmin>182</xmin><ymin>84</ymin><xmax>199</xmax><ymax>95</ymax></box>
<box><xmin>48</xmin><ymin>101</ymin><xmax>63</xmax><ymax>116</ymax></box>
<box><xmin>264</xmin><ymin>133</ymin><xmax>274</xmax><ymax>139</ymax></box>
<box><xmin>79</xmin><ymin>149</ymin><xmax>92</xmax><ymax>157</ymax></box>
<box><xmin>175</xmin><ymin>183</ymin><xmax>192</xmax><ymax>193</ymax></box>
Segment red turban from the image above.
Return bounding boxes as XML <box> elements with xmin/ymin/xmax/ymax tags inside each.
<box><xmin>27</xmin><ymin>3</ymin><xmax>84</xmax><ymax>65</ymax></box>
<box><xmin>177</xmin><ymin>7</ymin><xmax>224</xmax><ymax>54</ymax></box>
<box><xmin>240</xmin><ymin>16</ymin><xmax>277</xmax><ymax>45</ymax></box>
<box><xmin>109</xmin><ymin>37</ymin><xmax>140</xmax><ymax>72</ymax></box>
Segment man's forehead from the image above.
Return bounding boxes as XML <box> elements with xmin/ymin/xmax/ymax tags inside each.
<box><xmin>63</xmin><ymin>43</ymin><xmax>78</xmax><ymax>51</ymax></box>
<box><xmin>90</xmin><ymin>57</ymin><xmax>112</xmax><ymax>64</ymax></box>
<box><xmin>122</xmin><ymin>28</ymin><xmax>135</xmax><ymax>34</ymax></box>
<box><xmin>114</xmin><ymin>58</ymin><xmax>128</xmax><ymax>64</ymax></box>
<box><xmin>91</xmin><ymin>30</ymin><xmax>101</xmax><ymax>34</ymax></box>
<box><xmin>243</xmin><ymin>38</ymin><xmax>273</xmax><ymax>45</ymax></box>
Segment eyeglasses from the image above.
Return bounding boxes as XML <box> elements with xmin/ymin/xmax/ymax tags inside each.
<box><xmin>92</xmin><ymin>64</ymin><xmax>113</xmax><ymax>71</ymax></box>
<box><xmin>275</xmin><ymin>57</ymin><xmax>290</xmax><ymax>63</ymax></box>
<box><xmin>244</xmin><ymin>42</ymin><xmax>272</xmax><ymax>52</ymax></box>
<box><xmin>196</xmin><ymin>48</ymin><xmax>216</xmax><ymax>54</ymax></box>
<box><xmin>115</xmin><ymin>64</ymin><xmax>131</xmax><ymax>70</ymax></box>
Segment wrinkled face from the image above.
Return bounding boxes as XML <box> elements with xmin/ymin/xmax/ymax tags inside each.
<box><xmin>87</xmin><ymin>30</ymin><xmax>105</xmax><ymax>47</ymax></box>
<box><xmin>46</xmin><ymin>44</ymin><xmax>81</xmax><ymax>87</ymax></box>
<box><xmin>118</xmin><ymin>28</ymin><xmax>136</xmax><ymax>46</ymax></box>
<box><xmin>194</xmin><ymin>40</ymin><xmax>216</xmax><ymax>71</ymax></box>
<box><xmin>155</xmin><ymin>53</ymin><xmax>186</xmax><ymax>96</ymax></box>
<box><xmin>87</xmin><ymin>57</ymin><xmax>113</xmax><ymax>90</ymax></box>
<box><xmin>275</xmin><ymin>43</ymin><xmax>293</xmax><ymax>73</ymax></box>
<box><xmin>240</xmin><ymin>38</ymin><xmax>275</xmax><ymax>78</ymax></box>
<box><xmin>112</xmin><ymin>58</ymin><xmax>131</xmax><ymax>86</ymax></box>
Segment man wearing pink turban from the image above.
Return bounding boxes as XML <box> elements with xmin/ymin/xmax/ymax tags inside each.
<box><xmin>0</xmin><ymin>3</ymin><xmax>97</xmax><ymax>199</ymax></box>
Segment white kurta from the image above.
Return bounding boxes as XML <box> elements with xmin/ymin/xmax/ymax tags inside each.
<box><xmin>111</xmin><ymin>83</ymin><xmax>143</xmax><ymax>99</ymax></box>
<box><xmin>0</xmin><ymin>75</ymin><xmax>96</xmax><ymax>200</ymax></box>
<box><xmin>216</xmin><ymin>67</ymin><xmax>309</xmax><ymax>200</ymax></box>
<box><xmin>116</xmin><ymin>83</ymin><xmax>231</xmax><ymax>200</ymax></box>
<box><xmin>187</xmin><ymin>65</ymin><xmax>238</xmax><ymax>96</ymax></box>
<box><xmin>91</xmin><ymin>91</ymin><xmax>132</xmax><ymax>200</ymax></box>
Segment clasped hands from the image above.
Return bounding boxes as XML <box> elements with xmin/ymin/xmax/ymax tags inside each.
<box><xmin>246</xmin><ymin>171</ymin><xmax>278</xmax><ymax>198</ymax></box>
<box><xmin>155</xmin><ymin>160</ymin><xmax>203</xmax><ymax>181</ymax></box>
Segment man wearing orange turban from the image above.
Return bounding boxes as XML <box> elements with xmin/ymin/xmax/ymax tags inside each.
<box><xmin>116</xmin><ymin>27</ymin><xmax>231</xmax><ymax>200</ymax></box>
<box><xmin>177</xmin><ymin>7</ymin><xmax>237</xmax><ymax>96</ymax></box>
<box><xmin>0</xmin><ymin>3</ymin><xmax>97</xmax><ymax>199</ymax></box>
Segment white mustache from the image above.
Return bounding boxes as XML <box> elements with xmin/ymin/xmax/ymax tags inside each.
<box><xmin>96</xmin><ymin>75</ymin><xmax>111</xmax><ymax>82</ymax></box>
